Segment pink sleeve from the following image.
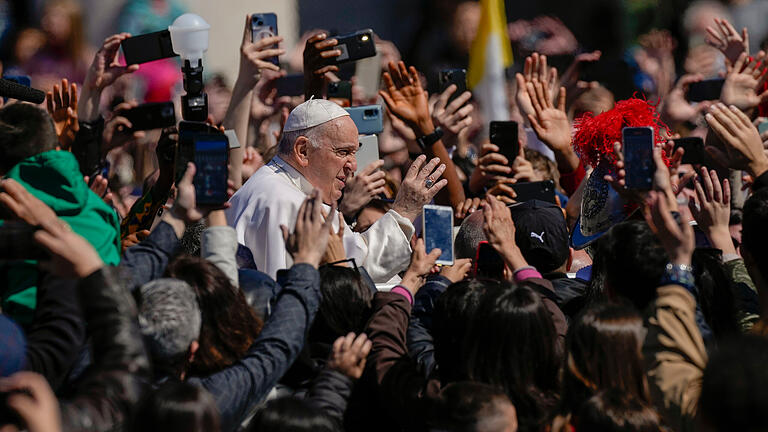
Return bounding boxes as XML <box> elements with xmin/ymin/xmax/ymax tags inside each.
<box><xmin>391</xmin><ymin>286</ymin><xmax>414</xmax><ymax>305</ymax></box>
<box><xmin>513</xmin><ymin>268</ymin><xmax>543</xmax><ymax>283</ymax></box>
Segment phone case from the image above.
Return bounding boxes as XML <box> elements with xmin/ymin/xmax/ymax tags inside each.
<box><xmin>331</xmin><ymin>29</ymin><xmax>376</xmax><ymax>65</ymax></box>
<box><xmin>251</xmin><ymin>13</ymin><xmax>279</xmax><ymax>66</ymax></box>
<box><xmin>439</xmin><ymin>69</ymin><xmax>467</xmax><ymax>103</ymax></box>
<box><xmin>328</xmin><ymin>81</ymin><xmax>352</xmax><ymax>101</ymax></box>
<box><xmin>275</xmin><ymin>74</ymin><xmax>304</xmax><ymax>97</ymax></box>
<box><xmin>422</xmin><ymin>204</ymin><xmax>455</xmax><ymax>265</ymax></box>
<box><xmin>124</xmin><ymin>102</ymin><xmax>176</xmax><ymax>131</ymax></box>
<box><xmin>490</xmin><ymin>121</ymin><xmax>519</xmax><ymax>171</ymax></box>
<box><xmin>345</xmin><ymin>105</ymin><xmax>383</xmax><ymax>135</ymax></box>
<box><xmin>510</xmin><ymin>180</ymin><xmax>556</xmax><ymax>204</ymax></box>
<box><xmin>687</xmin><ymin>79</ymin><xmax>725</xmax><ymax>102</ymax></box>
<box><xmin>355</xmin><ymin>135</ymin><xmax>380</xmax><ymax>175</ymax></box>
<box><xmin>121</xmin><ymin>30</ymin><xmax>177</xmax><ymax>65</ymax></box>
<box><xmin>473</xmin><ymin>241</ymin><xmax>505</xmax><ymax>279</ymax></box>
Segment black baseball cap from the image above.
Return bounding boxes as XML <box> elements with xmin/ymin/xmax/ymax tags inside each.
<box><xmin>509</xmin><ymin>199</ymin><xmax>569</xmax><ymax>274</ymax></box>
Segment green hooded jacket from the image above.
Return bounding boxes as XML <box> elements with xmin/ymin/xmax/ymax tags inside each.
<box><xmin>1</xmin><ymin>150</ymin><xmax>121</xmax><ymax>324</ymax></box>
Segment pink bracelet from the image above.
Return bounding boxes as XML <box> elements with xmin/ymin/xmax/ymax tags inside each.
<box><xmin>391</xmin><ymin>286</ymin><xmax>414</xmax><ymax>305</ymax></box>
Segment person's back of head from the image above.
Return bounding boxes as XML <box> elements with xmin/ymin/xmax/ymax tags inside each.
<box><xmin>575</xmin><ymin>389</ymin><xmax>663</xmax><ymax>432</ymax></box>
<box><xmin>590</xmin><ymin>220</ymin><xmax>668</xmax><ymax>310</ymax></box>
<box><xmin>132</xmin><ymin>381</ymin><xmax>220</xmax><ymax>432</ymax></box>
<box><xmin>166</xmin><ymin>255</ymin><xmax>263</xmax><ymax>376</ymax></box>
<box><xmin>247</xmin><ymin>397</ymin><xmax>338</xmax><ymax>432</ymax></box>
<box><xmin>700</xmin><ymin>335</ymin><xmax>768</xmax><ymax>432</ymax></box>
<box><xmin>462</xmin><ymin>282</ymin><xmax>561</xmax><ymax>430</ymax></box>
<box><xmin>314</xmin><ymin>265</ymin><xmax>373</xmax><ymax>341</ymax></box>
<box><xmin>433</xmin><ymin>278</ymin><xmax>501</xmax><ymax>383</ymax></box>
<box><xmin>138</xmin><ymin>278</ymin><xmax>201</xmax><ymax>378</ymax></box>
<box><xmin>455</xmin><ymin>210</ymin><xmax>487</xmax><ymax>260</ymax></box>
<box><xmin>0</xmin><ymin>103</ymin><xmax>57</xmax><ymax>175</ymax></box>
<box><xmin>430</xmin><ymin>381</ymin><xmax>518</xmax><ymax>432</ymax></box>
<box><xmin>564</xmin><ymin>302</ymin><xmax>649</xmax><ymax>414</ymax></box>
<box><xmin>742</xmin><ymin>188</ymin><xmax>768</xmax><ymax>284</ymax></box>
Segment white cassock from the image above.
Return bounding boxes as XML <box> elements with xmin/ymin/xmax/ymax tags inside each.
<box><xmin>226</xmin><ymin>156</ymin><xmax>415</xmax><ymax>283</ymax></box>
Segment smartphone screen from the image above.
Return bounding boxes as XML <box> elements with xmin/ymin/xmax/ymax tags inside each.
<box><xmin>355</xmin><ymin>135</ymin><xmax>380</xmax><ymax>175</ymax></box>
<box><xmin>490</xmin><ymin>121</ymin><xmax>519</xmax><ymax>171</ymax></box>
<box><xmin>177</xmin><ymin>121</ymin><xmax>221</xmax><ymax>183</ymax></box>
<box><xmin>439</xmin><ymin>69</ymin><xmax>467</xmax><ymax>104</ymax></box>
<box><xmin>121</xmin><ymin>30</ymin><xmax>177</xmax><ymax>65</ymax></box>
<box><xmin>473</xmin><ymin>241</ymin><xmax>505</xmax><ymax>279</ymax></box>
<box><xmin>622</xmin><ymin>127</ymin><xmax>654</xmax><ymax>190</ymax></box>
<box><xmin>423</xmin><ymin>205</ymin><xmax>454</xmax><ymax>265</ymax></box>
<box><xmin>687</xmin><ymin>78</ymin><xmax>724</xmax><ymax>102</ymax></box>
<box><xmin>193</xmin><ymin>135</ymin><xmax>229</xmax><ymax>205</ymax></box>
<box><xmin>251</xmin><ymin>13</ymin><xmax>279</xmax><ymax>66</ymax></box>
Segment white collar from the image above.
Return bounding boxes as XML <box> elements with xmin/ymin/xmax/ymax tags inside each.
<box><xmin>268</xmin><ymin>155</ymin><xmax>316</xmax><ymax>196</ymax></box>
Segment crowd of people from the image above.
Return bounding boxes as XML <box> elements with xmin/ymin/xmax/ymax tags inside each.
<box><xmin>2</xmin><ymin>0</ymin><xmax>768</xmax><ymax>431</ymax></box>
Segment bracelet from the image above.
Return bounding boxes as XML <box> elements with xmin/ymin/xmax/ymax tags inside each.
<box><xmin>661</xmin><ymin>262</ymin><xmax>696</xmax><ymax>295</ymax></box>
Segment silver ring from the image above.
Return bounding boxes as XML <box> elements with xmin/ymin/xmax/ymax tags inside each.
<box><xmin>425</xmin><ymin>178</ymin><xmax>434</xmax><ymax>189</ymax></box>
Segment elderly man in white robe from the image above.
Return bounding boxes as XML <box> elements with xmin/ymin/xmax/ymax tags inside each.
<box><xmin>226</xmin><ymin>97</ymin><xmax>448</xmax><ymax>282</ymax></box>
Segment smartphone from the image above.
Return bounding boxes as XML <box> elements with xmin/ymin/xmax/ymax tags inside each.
<box><xmin>355</xmin><ymin>135</ymin><xmax>380</xmax><ymax>175</ymax></box>
<box><xmin>329</xmin><ymin>29</ymin><xmax>377</xmax><ymax>65</ymax></box>
<box><xmin>673</xmin><ymin>136</ymin><xmax>715</xmax><ymax>166</ymax></box>
<box><xmin>123</xmin><ymin>102</ymin><xmax>176</xmax><ymax>131</ymax></box>
<box><xmin>758</xmin><ymin>118</ymin><xmax>768</xmax><ymax>135</ymax></box>
<box><xmin>275</xmin><ymin>74</ymin><xmax>304</xmax><ymax>97</ymax></box>
<box><xmin>622</xmin><ymin>126</ymin><xmax>655</xmax><ymax>190</ymax></box>
<box><xmin>328</xmin><ymin>81</ymin><xmax>352</xmax><ymax>106</ymax></box>
<box><xmin>510</xmin><ymin>180</ymin><xmax>556</xmax><ymax>204</ymax></box>
<box><xmin>439</xmin><ymin>69</ymin><xmax>467</xmax><ymax>104</ymax></box>
<box><xmin>0</xmin><ymin>222</ymin><xmax>47</xmax><ymax>261</ymax></box>
<box><xmin>121</xmin><ymin>30</ymin><xmax>177</xmax><ymax>65</ymax></box>
<box><xmin>346</xmin><ymin>105</ymin><xmax>383</xmax><ymax>134</ymax></box>
<box><xmin>354</xmin><ymin>52</ymin><xmax>381</xmax><ymax>100</ymax></box>
<box><xmin>687</xmin><ymin>78</ymin><xmax>724</xmax><ymax>102</ymax></box>
<box><xmin>193</xmin><ymin>134</ymin><xmax>229</xmax><ymax>205</ymax></box>
<box><xmin>2</xmin><ymin>75</ymin><xmax>31</xmax><ymax>87</ymax></box>
<box><xmin>473</xmin><ymin>241</ymin><xmax>505</xmax><ymax>279</ymax></box>
<box><xmin>422</xmin><ymin>204</ymin><xmax>454</xmax><ymax>266</ymax></box>
<box><xmin>251</xmin><ymin>13</ymin><xmax>279</xmax><ymax>67</ymax></box>
<box><xmin>490</xmin><ymin>121</ymin><xmax>519</xmax><ymax>171</ymax></box>
<box><xmin>177</xmin><ymin>121</ymin><xmax>223</xmax><ymax>183</ymax></box>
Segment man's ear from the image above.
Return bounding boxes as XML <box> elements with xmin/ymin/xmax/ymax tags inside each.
<box><xmin>293</xmin><ymin>136</ymin><xmax>311</xmax><ymax>167</ymax></box>
<box><xmin>566</xmin><ymin>247</ymin><xmax>574</xmax><ymax>272</ymax></box>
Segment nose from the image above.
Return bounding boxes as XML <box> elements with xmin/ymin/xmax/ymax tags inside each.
<box><xmin>347</xmin><ymin>155</ymin><xmax>357</xmax><ymax>174</ymax></box>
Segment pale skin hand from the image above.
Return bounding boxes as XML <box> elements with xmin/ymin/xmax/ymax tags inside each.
<box><xmin>34</xmin><ymin>217</ymin><xmax>104</xmax><ymax>279</ymax></box>
<box><xmin>429</xmin><ymin>84</ymin><xmax>473</xmax><ymax>149</ymax></box>
<box><xmin>327</xmin><ymin>332</ymin><xmax>372</xmax><ymax>380</ymax></box>
<box><xmin>526</xmin><ymin>79</ymin><xmax>580</xmax><ymax>173</ymax></box>
<box><xmin>321</xmin><ymin>211</ymin><xmax>346</xmax><ymax>265</ymax></box>
<box><xmin>281</xmin><ymin>189</ymin><xmax>335</xmax><ymax>268</ymax></box>
<box><xmin>339</xmin><ymin>159</ymin><xmax>387</xmax><ymax>217</ymax></box>
<box><xmin>79</xmin><ymin>33</ymin><xmax>140</xmax><ymax>122</ymax></box>
<box><xmin>0</xmin><ymin>179</ymin><xmax>58</xmax><ymax>227</ymax></box>
<box><xmin>515</xmin><ymin>53</ymin><xmax>559</xmax><ymax>122</ymax></box>
<box><xmin>45</xmin><ymin>78</ymin><xmax>79</xmax><ymax>149</ymax></box>
<box><xmin>706</xmin><ymin>17</ymin><xmax>749</xmax><ymax>64</ymax></box>
<box><xmin>705</xmin><ymin>103</ymin><xmax>768</xmax><ymax>177</ymax></box>
<box><xmin>0</xmin><ymin>372</ymin><xmax>62</xmax><ymax>432</ymax></box>
<box><xmin>439</xmin><ymin>258</ymin><xmax>472</xmax><ymax>283</ymax></box>
<box><xmin>688</xmin><ymin>167</ymin><xmax>737</xmax><ymax>256</ymax></box>
<box><xmin>391</xmin><ymin>155</ymin><xmax>448</xmax><ymax>222</ymax></box>
<box><xmin>482</xmin><ymin>195</ymin><xmax>528</xmax><ymax>272</ymax></box>
<box><xmin>399</xmin><ymin>238</ymin><xmax>442</xmax><ymax>295</ymax></box>
<box><xmin>660</xmin><ymin>74</ymin><xmax>712</xmax><ymax>126</ymax></box>
<box><xmin>720</xmin><ymin>51</ymin><xmax>768</xmax><ymax>112</ymax></box>
<box><xmin>644</xmin><ymin>190</ymin><xmax>695</xmax><ymax>266</ymax></box>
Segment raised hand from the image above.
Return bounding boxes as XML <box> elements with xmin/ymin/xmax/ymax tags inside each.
<box><xmin>660</xmin><ymin>74</ymin><xmax>712</xmax><ymax>125</ymax></box>
<box><xmin>321</xmin><ymin>211</ymin><xmax>346</xmax><ymax>265</ymax></box>
<box><xmin>439</xmin><ymin>258</ymin><xmax>472</xmax><ymax>283</ymax></box>
<box><xmin>515</xmin><ymin>53</ymin><xmax>559</xmax><ymax>120</ymax></box>
<box><xmin>688</xmin><ymin>167</ymin><xmax>736</xmax><ymax>255</ymax></box>
<box><xmin>251</xmin><ymin>69</ymin><xmax>288</xmax><ymax>123</ymax></box>
<box><xmin>238</xmin><ymin>14</ymin><xmax>285</xmax><ymax>86</ymax></box>
<box><xmin>468</xmin><ymin>143</ymin><xmax>514</xmax><ymax>194</ymax></box>
<box><xmin>636</xmin><ymin>29</ymin><xmax>677</xmax><ymax>96</ymax></box>
<box><xmin>706</xmin><ymin>18</ymin><xmax>749</xmax><ymax>64</ymax></box>
<box><xmin>101</xmin><ymin>100</ymin><xmax>146</xmax><ymax>154</ymax></box>
<box><xmin>720</xmin><ymin>52</ymin><xmax>768</xmax><ymax>111</ymax></box>
<box><xmin>392</xmin><ymin>155</ymin><xmax>448</xmax><ymax>221</ymax></box>
<box><xmin>527</xmin><ymin>79</ymin><xmax>570</xmax><ymax>153</ymax></box>
<box><xmin>531</xmin><ymin>16</ymin><xmax>578</xmax><ymax>56</ymax></box>
<box><xmin>482</xmin><ymin>195</ymin><xmax>528</xmax><ymax>272</ymax></box>
<box><xmin>705</xmin><ymin>103</ymin><xmax>768</xmax><ymax>177</ymax></box>
<box><xmin>45</xmin><ymin>78</ymin><xmax>79</xmax><ymax>149</ymax></box>
<box><xmin>327</xmin><ymin>333</ymin><xmax>372</xmax><ymax>380</ymax></box>
<box><xmin>430</xmin><ymin>84</ymin><xmax>473</xmax><ymax>149</ymax></box>
<box><xmin>455</xmin><ymin>197</ymin><xmax>482</xmax><ymax>220</ymax></box>
<box><xmin>339</xmin><ymin>159</ymin><xmax>387</xmax><ymax>217</ymax></box>
<box><xmin>122</xmin><ymin>229</ymin><xmax>150</xmax><ymax>253</ymax></box>
<box><xmin>303</xmin><ymin>32</ymin><xmax>341</xmax><ymax>97</ymax></box>
<box><xmin>379</xmin><ymin>61</ymin><xmax>435</xmax><ymax>137</ymax></box>
<box><xmin>79</xmin><ymin>33</ymin><xmax>139</xmax><ymax>122</ymax></box>
<box><xmin>281</xmin><ymin>189</ymin><xmax>335</xmax><ymax>268</ymax></box>
<box><xmin>400</xmin><ymin>238</ymin><xmax>442</xmax><ymax>294</ymax></box>
<box><xmin>560</xmin><ymin>50</ymin><xmax>602</xmax><ymax>108</ymax></box>
<box><xmin>644</xmin><ymin>190</ymin><xmax>694</xmax><ymax>266</ymax></box>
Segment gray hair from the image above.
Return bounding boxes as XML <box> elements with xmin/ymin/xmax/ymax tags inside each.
<box><xmin>455</xmin><ymin>210</ymin><xmax>487</xmax><ymax>260</ymax></box>
<box><xmin>138</xmin><ymin>278</ymin><xmax>201</xmax><ymax>363</ymax></box>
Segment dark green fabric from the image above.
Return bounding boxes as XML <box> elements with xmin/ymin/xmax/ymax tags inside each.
<box><xmin>1</xmin><ymin>150</ymin><xmax>121</xmax><ymax>324</ymax></box>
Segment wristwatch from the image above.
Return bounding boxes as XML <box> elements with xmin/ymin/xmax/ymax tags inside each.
<box><xmin>661</xmin><ymin>262</ymin><xmax>696</xmax><ymax>294</ymax></box>
<box><xmin>415</xmin><ymin>126</ymin><xmax>443</xmax><ymax>150</ymax></box>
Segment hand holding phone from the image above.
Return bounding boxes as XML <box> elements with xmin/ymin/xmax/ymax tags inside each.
<box><xmin>439</xmin><ymin>69</ymin><xmax>467</xmax><ymax>105</ymax></box>
<box><xmin>123</xmin><ymin>102</ymin><xmax>176</xmax><ymax>131</ymax></box>
<box><xmin>673</xmin><ymin>136</ymin><xmax>716</xmax><ymax>166</ymax></box>
<box><xmin>622</xmin><ymin>127</ymin><xmax>655</xmax><ymax>190</ymax></box>
<box><xmin>490</xmin><ymin>121</ymin><xmax>520</xmax><ymax>175</ymax></box>
<box><xmin>328</xmin><ymin>29</ymin><xmax>377</xmax><ymax>65</ymax></box>
<box><xmin>251</xmin><ymin>13</ymin><xmax>279</xmax><ymax>67</ymax></box>
<box><xmin>423</xmin><ymin>205</ymin><xmax>454</xmax><ymax>265</ymax></box>
<box><xmin>192</xmin><ymin>134</ymin><xmax>230</xmax><ymax>206</ymax></box>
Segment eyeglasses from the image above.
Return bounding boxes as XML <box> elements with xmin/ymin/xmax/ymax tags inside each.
<box><xmin>320</xmin><ymin>258</ymin><xmax>359</xmax><ymax>274</ymax></box>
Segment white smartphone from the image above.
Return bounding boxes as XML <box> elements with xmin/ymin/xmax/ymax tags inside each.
<box><xmin>356</xmin><ymin>134</ymin><xmax>380</xmax><ymax>174</ymax></box>
<box><xmin>422</xmin><ymin>204</ymin><xmax>454</xmax><ymax>266</ymax></box>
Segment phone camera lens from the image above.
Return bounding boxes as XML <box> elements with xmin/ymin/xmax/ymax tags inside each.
<box><xmin>364</xmin><ymin>109</ymin><xmax>376</xmax><ymax>117</ymax></box>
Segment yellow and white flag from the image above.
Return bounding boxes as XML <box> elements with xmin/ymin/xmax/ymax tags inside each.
<box><xmin>467</xmin><ymin>0</ymin><xmax>513</xmax><ymax>123</ymax></box>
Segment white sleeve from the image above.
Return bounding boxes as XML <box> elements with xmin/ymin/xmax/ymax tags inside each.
<box><xmin>358</xmin><ymin>209</ymin><xmax>415</xmax><ymax>283</ymax></box>
<box><xmin>201</xmin><ymin>226</ymin><xmax>239</xmax><ymax>288</ymax></box>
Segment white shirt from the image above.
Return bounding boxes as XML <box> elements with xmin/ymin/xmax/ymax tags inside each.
<box><xmin>226</xmin><ymin>156</ymin><xmax>415</xmax><ymax>283</ymax></box>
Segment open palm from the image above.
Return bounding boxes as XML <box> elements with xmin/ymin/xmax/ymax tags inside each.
<box><xmin>527</xmin><ymin>80</ymin><xmax>571</xmax><ymax>152</ymax></box>
<box><xmin>379</xmin><ymin>61</ymin><xmax>430</xmax><ymax>129</ymax></box>
<box><xmin>721</xmin><ymin>52</ymin><xmax>768</xmax><ymax>111</ymax></box>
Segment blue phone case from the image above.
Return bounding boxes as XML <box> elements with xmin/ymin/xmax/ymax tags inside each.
<box><xmin>345</xmin><ymin>105</ymin><xmax>383</xmax><ymax>135</ymax></box>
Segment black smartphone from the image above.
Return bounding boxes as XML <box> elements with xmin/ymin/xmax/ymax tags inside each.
<box><xmin>120</xmin><ymin>30</ymin><xmax>177</xmax><ymax>65</ymax></box>
<box><xmin>328</xmin><ymin>81</ymin><xmax>352</xmax><ymax>105</ymax></box>
<box><xmin>439</xmin><ymin>69</ymin><xmax>467</xmax><ymax>104</ymax></box>
<box><xmin>193</xmin><ymin>134</ymin><xmax>229</xmax><ymax>205</ymax></box>
<box><xmin>251</xmin><ymin>13</ymin><xmax>279</xmax><ymax>67</ymax></box>
<box><xmin>422</xmin><ymin>205</ymin><xmax>455</xmax><ymax>266</ymax></box>
<box><xmin>275</xmin><ymin>74</ymin><xmax>304</xmax><ymax>97</ymax></box>
<box><xmin>622</xmin><ymin>126</ymin><xmax>655</xmax><ymax>190</ymax></box>
<box><xmin>329</xmin><ymin>29</ymin><xmax>376</xmax><ymax>65</ymax></box>
<box><xmin>687</xmin><ymin>78</ymin><xmax>724</xmax><ymax>102</ymax></box>
<box><xmin>473</xmin><ymin>241</ymin><xmax>505</xmax><ymax>279</ymax></box>
<box><xmin>673</xmin><ymin>136</ymin><xmax>715</xmax><ymax>166</ymax></box>
<box><xmin>2</xmin><ymin>75</ymin><xmax>30</xmax><ymax>87</ymax></box>
<box><xmin>123</xmin><ymin>102</ymin><xmax>176</xmax><ymax>131</ymax></box>
<box><xmin>176</xmin><ymin>121</ymin><xmax>223</xmax><ymax>183</ymax></box>
<box><xmin>490</xmin><ymin>121</ymin><xmax>519</xmax><ymax>171</ymax></box>
<box><xmin>510</xmin><ymin>180</ymin><xmax>557</xmax><ymax>204</ymax></box>
<box><xmin>0</xmin><ymin>222</ymin><xmax>47</xmax><ymax>261</ymax></box>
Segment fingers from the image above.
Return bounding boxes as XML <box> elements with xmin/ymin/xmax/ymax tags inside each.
<box><xmin>360</xmin><ymin>159</ymin><xmax>385</xmax><ymax>177</ymax></box>
<box><xmin>336</xmin><ymin>210</ymin><xmax>344</xmax><ymax>237</ymax></box>
<box><xmin>405</xmin><ymin>155</ymin><xmax>427</xmax><ymax>180</ymax></box>
<box><xmin>280</xmin><ymin>224</ymin><xmax>290</xmax><ymax>243</ymax></box>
